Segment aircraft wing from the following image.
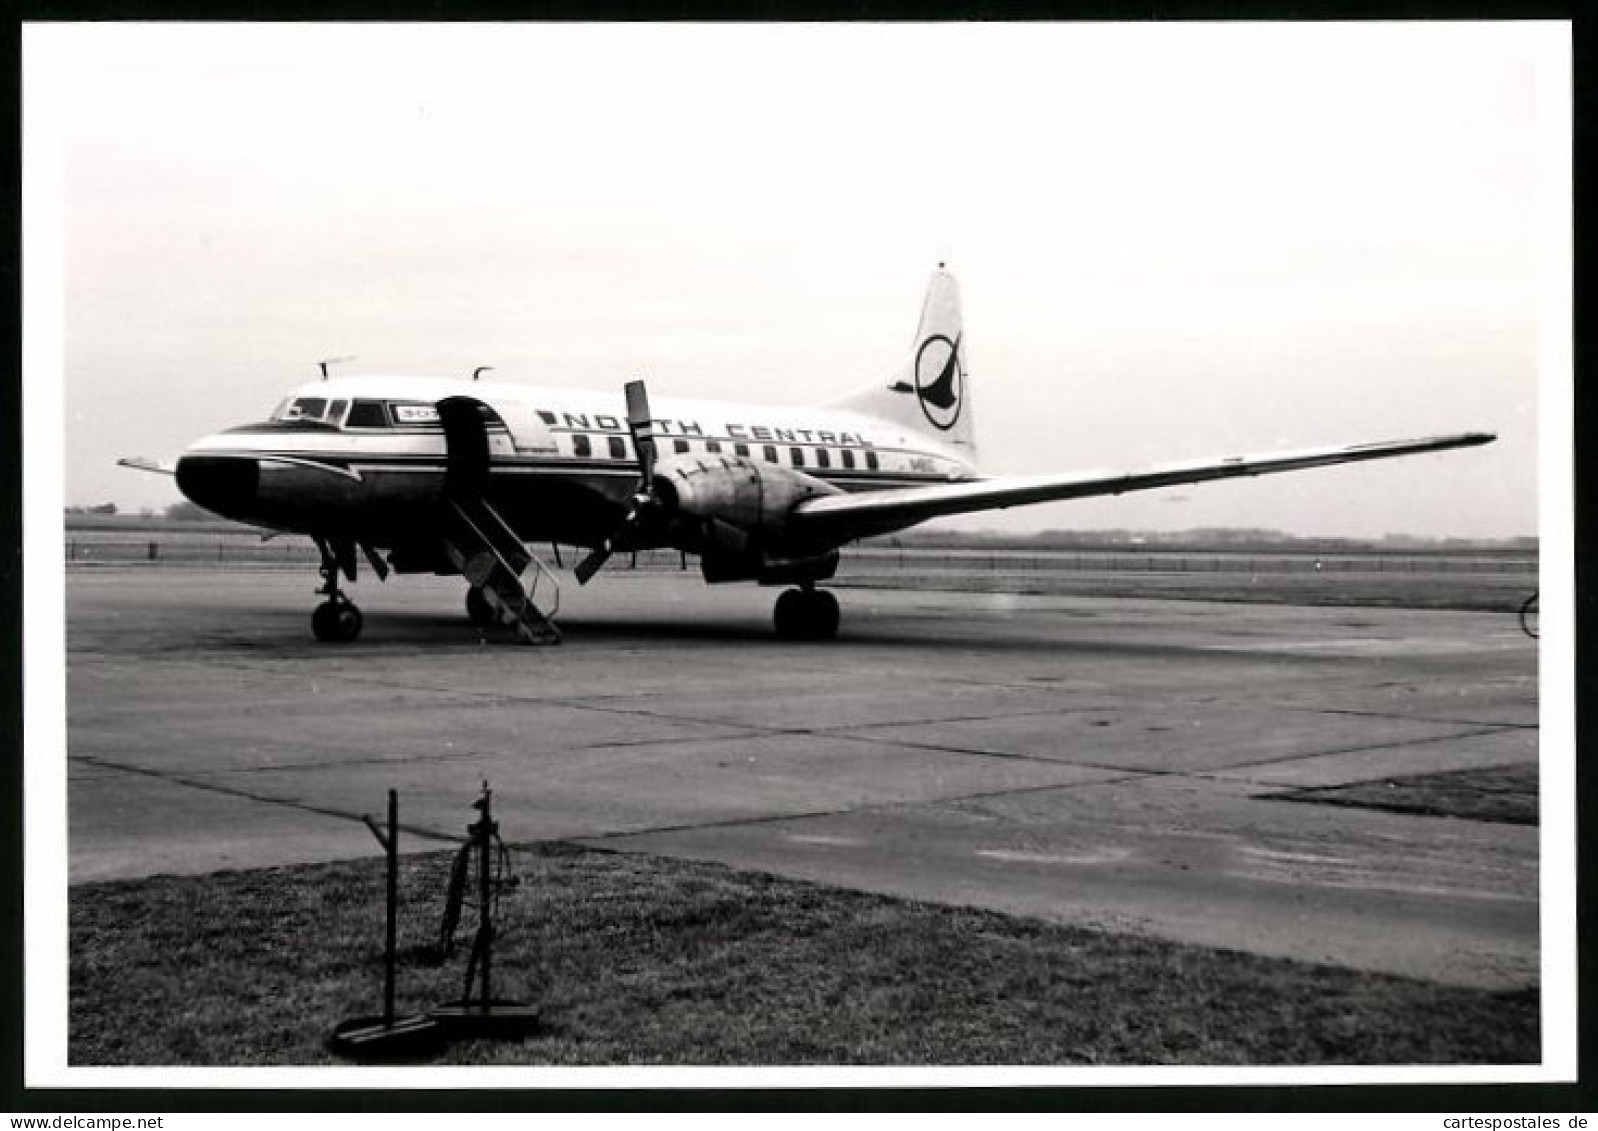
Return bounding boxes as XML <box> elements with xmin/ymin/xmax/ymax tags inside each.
<box><xmin>789</xmin><ymin>432</ymin><xmax>1496</xmax><ymax>544</ymax></box>
<box><xmin>117</xmin><ymin>456</ymin><xmax>177</xmax><ymax>475</ymax></box>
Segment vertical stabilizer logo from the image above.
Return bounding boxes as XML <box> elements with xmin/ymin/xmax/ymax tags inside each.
<box><xmin>914</xmin><ymin>333</ymin><xmax>964</xmax><ymax>431</ymax></box>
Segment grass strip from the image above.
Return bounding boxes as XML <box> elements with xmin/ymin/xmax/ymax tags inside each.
<box><xmin>71</xmin><ymin>844</ymin><xmax>1537</xmax><ymax>1066</ymax></box>
<box><xmin>1271</xmin><ymin>764</ymin><xmax>1537</xmax><ymax>826</ymax></box>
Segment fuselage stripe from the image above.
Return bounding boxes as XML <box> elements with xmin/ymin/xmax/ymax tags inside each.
<box><xmin>195</xmin><ymin>448</ymin><xmax>967</xmax><ymax>491</ymax></box>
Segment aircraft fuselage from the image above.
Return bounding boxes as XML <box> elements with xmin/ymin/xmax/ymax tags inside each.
<box><xmin>176</xmin><ymin>376</ymin><xmax>977</xmax><ymax>552</ymax></box>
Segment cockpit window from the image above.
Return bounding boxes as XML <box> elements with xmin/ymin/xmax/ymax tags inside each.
<box><xmin>346</xmin><ymin>400</ymin><xmax>389</xmax><ymax>428</ymax></box>
<box><xmin>281</xmin><ymin>397</ymin><xmax>330</xmax><ymax>422</ymax></box>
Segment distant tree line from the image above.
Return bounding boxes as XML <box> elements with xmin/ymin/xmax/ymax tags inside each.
<box><xmin>65</xmin><ymin>501</ymin><xmax>218</xmax><ymax>521</ymax></box>
<box><xmin>885</xmin><ymin>527</ymin><xmax>1537</xmax><ymax>553</ymax></box>
<box><xmin>63</xmin><ymin>503</ymin><xmax>1535</xmax><ymax>553</ymax></box>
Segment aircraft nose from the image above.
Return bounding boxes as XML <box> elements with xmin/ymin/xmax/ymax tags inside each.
<box><xmin>175</xmin><ymin>454</ymin><xmax>259</xmax><ymax>520</ymax></box>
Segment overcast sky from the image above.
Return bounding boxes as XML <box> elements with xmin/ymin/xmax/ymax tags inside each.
<box><xmin>26</xmin><ymin>21</ymin><xmax>1567</xmax><ymax>539</ymax></box>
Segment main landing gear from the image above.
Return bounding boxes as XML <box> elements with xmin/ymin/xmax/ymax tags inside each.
<box><xmin>774</xmin><ymin>586</ymin><xmax>840</xmax><ymax>641</ymax></box>
<box><xmin>312</xmin><ymin>536</ymin><xmax>364</xmax><ymax>643</ymax></box>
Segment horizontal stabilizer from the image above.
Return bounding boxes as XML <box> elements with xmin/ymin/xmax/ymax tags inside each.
<box><xmin>790</xmin><ymin>432</ymin><xmax>1497</xmax><ymax>544</ymax></box>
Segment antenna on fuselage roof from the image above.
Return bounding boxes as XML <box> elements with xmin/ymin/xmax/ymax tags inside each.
<box><xmin>473</xmin><ymin>366</ymin><xmax>494</xmax><ymax>382</ymax></box>
<box><xmin>317</xmin><ymin>356</ymin><xmax>356</xmax><ymax>380</ymax></box>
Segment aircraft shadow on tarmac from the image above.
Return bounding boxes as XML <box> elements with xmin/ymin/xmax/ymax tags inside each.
<box><xmin>263</xmin><ymin>605</ymin><xmax>1396</xmax><ymax>664</ymax></box>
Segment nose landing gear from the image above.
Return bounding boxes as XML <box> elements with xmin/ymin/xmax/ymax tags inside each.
<box><xmin>312</xmin><ymin>597</ymin><xmax>363</xmax><ymax>643</ymax></box>
<box><xmin>774</xmin><ymin>586</ymin><xmax>840</xmax><ymax>641</ymax></box>
<box><xmin>312</xmin><ymin>535</ymin><xmax>364</xmax><ymax>643</ymax></box>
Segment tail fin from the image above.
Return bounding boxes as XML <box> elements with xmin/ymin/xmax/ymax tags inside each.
<box><xmin>828</xmin><ymin>265</ymin><xmax>977</xmax><ymax>459</ymax></box>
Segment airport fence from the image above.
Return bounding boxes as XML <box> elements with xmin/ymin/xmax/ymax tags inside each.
<box><xmin>62</xmin><ymin>532</ymin><xmax>1537</xmax><ymax>577</ymax></box>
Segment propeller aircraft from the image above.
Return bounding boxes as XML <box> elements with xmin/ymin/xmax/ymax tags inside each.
<box><xmin>120</xmin><ymin>267</ymin><xmax>1495</xmax><ymax>643</ymax></box>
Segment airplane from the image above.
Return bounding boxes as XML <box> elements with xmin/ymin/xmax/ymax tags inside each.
<box><xmin>120</xmin><ymin>266</ymin><xmax>1495</xmax><ymax>644</ymax></box>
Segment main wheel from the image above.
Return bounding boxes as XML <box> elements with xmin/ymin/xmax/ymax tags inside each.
<box><xmin>466</xmin><ymin>586</ymin><xmax>497</xmax><ymax>627</ymax></box>
<box><xmin>312</xmin><ymin>599</ymin><xmax>363</xmax><ymax>643</ymax></box>
<box><xmin>809</xmin><ymin>589</ymin><xmax>840</xmax><ymax>640</ymax></box>
<box><xmin>774</xmin><ymin>588</ymin><xmax>806</xmax><ymax>639</ymax></box>
<box><xmin>773</xmin><ymin>588</ymin><xmax>840</xmax><ymax>641</ymax></box>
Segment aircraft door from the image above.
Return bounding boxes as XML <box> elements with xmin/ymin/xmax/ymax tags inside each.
<box><xmin>437</xmin><ymin>397</ymin><xmax>492</xmax><ymax>498</ymax></box>
<box><xmin>437</xmin><ymin>395</ymin><xmax>558</xmax><ymax>497</ymax></box>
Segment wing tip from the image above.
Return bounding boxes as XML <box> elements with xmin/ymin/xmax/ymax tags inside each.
<box><xmin>117</xmin><ymin>456</ymin><xmax>177</xmax><ymax>475</ymax></box>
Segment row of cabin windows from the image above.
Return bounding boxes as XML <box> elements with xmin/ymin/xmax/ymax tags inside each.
<box><xmin>274</xmin><ymin>398</ymin><xmax>884</xmax><ymax>474</ymax></box>
<box><xmin>570</xmin><ymin>434</ymin><xmax>633</xmax><ymax>461</ymax></box>
<box><xmin>569</xmin><ymin>432</ymin><xmax>879</xmax><ymax>472</ymax></box>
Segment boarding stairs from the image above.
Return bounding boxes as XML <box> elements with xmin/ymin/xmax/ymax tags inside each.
<box><xmin>441</xmin><ymin>497</ymin><xmax>562</xmax><ymax>645</ymax></box>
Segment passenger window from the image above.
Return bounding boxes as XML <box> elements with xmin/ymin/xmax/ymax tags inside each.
<box><xmin>763</xmin><ymin>445</ymin><xmax>778</xmax><ymax>463</ymax></box>
<box><xmin>346</xmin><ymin>401</ymin><xmax>389</xmax><ymax>428</ymax></box>
<box><xmin>815</xmin><ymin>449</ymin><xmax>831</xmax><ymax>470</ymax></box>
<box><xmin>866</xmin><ymin>451</ymin><xmax>880</xmax><ymax>471</ymax></box>
<box><xmin>841</xmin><ymin>449</ymin><xmax>855</xmax><ymax>469</ymax></box>
<box><xmin>706</xmin><ymin>440</ymin><xmax>722</xmax><ymax>454</ymax></box>
<box><xmin>608</xmin><ymin>436</ymin><xmax>627</xmax><ymax>460</ymax></box>
<box><xmin>573</xmin><ymin>434</ymin><xmax>592</xmax><ymax>457</ymax></box>
<box><xmin>734</xmin><ymin>443</ymin><xmax>750</xmax><ymax>457</ymax></box>
<box><xmin>790</xmin><ymin>447</ymin><xmax>804</xmax><ymax>468</ymax></box>
<box><xmin>674</xmin><ymin>439</ymin><xmax>691</xmax><ymax>455</ymax></box>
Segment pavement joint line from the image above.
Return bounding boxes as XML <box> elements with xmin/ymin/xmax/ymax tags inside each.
<box><xmin>824</xmin><ymin>705</ymin><xmax>1127</xmax><ymax>733</ymax></box>
<box><xmin>76</xmin><ymin>669</ymin><xmax>1528</xmax><ymax>785</ymax></box>
<box><xmin>73</xmin><ymin>602</ymin><xmax>1537</xmax><ymax>766</ymax></box>
<box><xmin>79</xmin><ymin>732</ymin><xmax>1519</xmax><ymax>868</ymax></box>
<box><xmin>72</xmin><ymin>755</ymin><xmax>463</xmax><ymax>847</ymax></box>
<box><xmin>180</xmin><ymin>659</ymin><xmax>1150</xmax><ymax>753</ymax></box>
<box><xmin>1195</xmin><ymin>724</ymin><xmax>1522</xmax><ymax>775</ymax></box>
<box><xmin>573</xmin><ymin>772</ymin><xmax>1161</xmax><ymax>847</ymax></box>
<box><xmin>90</xmin><ymin>744</ymin><xmax>546</xmax><ymax>776</ymax></box>
<box><xmin>71</xmin><ymin>726</ymin><xmax>788</xmax><ymax>777</ymax></box>
<box><xmin>824</xmin><ymin>720</ymin><xmax>1529</xmax><ymax>784</ymax></box>
<box><xmin>817</xmin><ymin>728</ymin><xmax>1145</xmax><ymax>770</ymax></box>
<box><xmin>121</xmin><ymin>656</ymin><xmax>796</xmax><ymax>739</ymax></box>
<box><xmin>1287</xmin><ymin>705</ymin><xmax>1539</xmax><ymax>731</ymax></box>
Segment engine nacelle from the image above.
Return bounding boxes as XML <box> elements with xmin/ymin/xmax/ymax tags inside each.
<box><xmin>654</xmin><ymin>454</ymin><xmax>841</xmax><ymax>540</ymax></box>
<box><xmin>701</xmin><ymin>548</ymin><xmax>840</xmax><ymax>586</ymax></box>
<box><xmin>651</xmin><ymin>454</ymin><xmax>844</xmax><ymax>584</ymax></box>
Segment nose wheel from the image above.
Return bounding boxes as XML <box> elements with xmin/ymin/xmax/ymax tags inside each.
<box><xmin>312</xmin><ymin>596</ymin><xmax>364</xmax><ymax>643</ymax></box>
<box><xmin>774</xmin><ymin>587</ymin><xmax>840</xmax><ymax>641</ymax></box>
<box><xmin>311</xmin><ymin>535</ymin><xmax>364</xmax><ymax>643</ymax></box>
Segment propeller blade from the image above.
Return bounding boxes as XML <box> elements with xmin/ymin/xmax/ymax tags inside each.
<box><xmin>574</xmin><ymin>492</ymin><xmax>651</xmax><ymax>585</ymax></box>
<box><xmin>574</xmin><ymin>545</ymin><xmax>611</xmax><ymax>585</ymax></box>
<box><xmin>625</xmin><ymin>379</ymin><xmax>656</xmax><ymax>485</ymax></box>
<box><xmin>578</xmin><ymin>380</ymin><xmax>659</xmax><ymax>586</ymax></box>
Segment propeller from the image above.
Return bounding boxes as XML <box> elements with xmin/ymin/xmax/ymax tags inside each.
<box><xmin>575</xmin><ymin>379</ymin><xmax>659</xmax><ymax>584</ymax></box>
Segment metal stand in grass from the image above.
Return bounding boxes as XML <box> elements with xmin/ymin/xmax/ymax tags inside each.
<box><xmin>430</xmin><ymin>783</ymin><xmax>541</xmax><ymax>1040</ymax></box>
<box><xmin>328</xmin><ymin>789</ymin><xmax>444</xmax><ymax>1061</ymax></box>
